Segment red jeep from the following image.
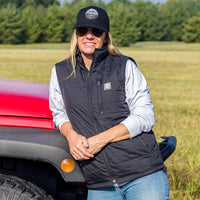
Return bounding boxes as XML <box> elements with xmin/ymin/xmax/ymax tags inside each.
<box><xmin>0</xmin><ymin>78</ymin><xmax>176</xmax><ymax>200</ymax></box>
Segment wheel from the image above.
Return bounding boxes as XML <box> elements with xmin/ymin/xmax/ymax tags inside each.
<box><xmin>0</xmin><ymin>174</ymin><xmax>54</xmax><ymax>200</ymax></box>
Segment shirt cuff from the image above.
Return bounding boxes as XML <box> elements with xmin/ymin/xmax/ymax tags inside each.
<box><xmin>53</xmin><ymin>117</ymin><xmax>69</xmax><ymax>130</ymax></box>
<box><xmin>121</xmin><ymin>117</ymin><xmax>142</xmax><ymax>138</ymax></box>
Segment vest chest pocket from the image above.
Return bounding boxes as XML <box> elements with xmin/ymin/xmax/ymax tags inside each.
<box><xmin>97</xmin><ymin>80</ymin><xmax>104</xmax><ymax>115</ymax></box>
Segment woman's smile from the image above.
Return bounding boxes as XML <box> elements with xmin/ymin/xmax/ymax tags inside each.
<box><xmin>77</xmin><ymin>27</ymin><xmax>107</xmax><ymax>64</ymax></box>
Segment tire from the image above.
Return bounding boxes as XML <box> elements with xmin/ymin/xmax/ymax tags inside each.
<box><xmin>0</xmin><ymin>174</ymin><xmax>54</xmax><ymax>200</ymax></box>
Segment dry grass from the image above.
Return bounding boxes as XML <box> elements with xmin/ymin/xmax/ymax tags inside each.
<box><xmin>122</xmin><ymin>44</ymin><xmax>200</xmax><ymax>200</ymax></box>
<box><xmin>0</xmin><ymin>49</ymin><xmax>69</xmax><ymax>83</ymax></box>
<box><xmin>0</xmin><ymin>42</ymin><xmax>200</xmax><ymax>199</ymax></box>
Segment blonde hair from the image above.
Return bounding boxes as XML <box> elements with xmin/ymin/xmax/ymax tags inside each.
<box><xmin>66</xmin><ymin>30</ymin><xmax>121</xmax><ymax>77</ymax></box>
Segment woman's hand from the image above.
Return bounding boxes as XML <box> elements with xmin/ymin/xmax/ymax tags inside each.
<box><xmin>67</xmin><ymin>130</ymin><xmax>94</xmax><ymax>160</ymax></box>
<box><xmin>87</xmin><ymin>134</ymin><xmax>106</xmax><ymax>155</ymax></box>
<box><xmin>87</xmin><ymin>123</ymin><xmax>130</xmax><ymax>155</ymax></box>
<box><xmin>61</xmin><ymin>122</ymin><xmax>94</xmax><ymax>161</ymax></box>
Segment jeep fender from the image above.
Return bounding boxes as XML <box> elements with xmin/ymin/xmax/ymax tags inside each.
<box><xmin>0</xmin><ymin>126</ymin><xmax>85</xmax><ymax>183</ymax></box>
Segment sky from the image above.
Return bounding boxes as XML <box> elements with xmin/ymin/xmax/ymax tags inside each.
<box><xmin>59</xmin><ymin>0</ymin><xmax>168</xmax><ymax>5</ymax></box>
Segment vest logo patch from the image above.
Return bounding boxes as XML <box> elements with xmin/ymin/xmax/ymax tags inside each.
<box><xmin>104</xmin><ymin>82</ymin><xmax>111</xmax><ymax>90</ymax></box>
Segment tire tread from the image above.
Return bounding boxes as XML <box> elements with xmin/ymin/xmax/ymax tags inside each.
<box><xmin>0</xmin><ymin>174</ymin><xmax>54</xmax><ymax>200</ymax></box>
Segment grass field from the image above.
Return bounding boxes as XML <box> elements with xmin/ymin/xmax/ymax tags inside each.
<box><xmin>0</xmin><ymin>42</ymin><xmax>199</xmax><ymax>199</ymax></box>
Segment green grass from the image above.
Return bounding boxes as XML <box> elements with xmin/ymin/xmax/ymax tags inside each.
<box><xmin>0</xmin><ymin>42</ymin><xmax>200</xmax><ymax>199</ymax></box>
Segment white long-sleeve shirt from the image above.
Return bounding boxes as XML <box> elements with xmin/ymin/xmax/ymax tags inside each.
<box><xmin>49</xmin><ymin>59</ymin><xmax>155</xmax><ymax>138</ymax></box>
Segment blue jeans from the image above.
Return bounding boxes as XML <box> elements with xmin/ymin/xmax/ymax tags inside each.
<box><xmin>87</xmin><ymin>170</ymin><xmax>169</xmax><ymax>200</ymax></box>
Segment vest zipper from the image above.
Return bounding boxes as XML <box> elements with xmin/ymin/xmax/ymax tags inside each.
<box><xmin>102</xmin><ymin>150</ymin><xmax>120</xmax><ymax>188</ymax></box>
<box><xmin>87</xmin><ymin>71</ymin><xmax>98</xmax><ymax>134</ymax></box>
<box><xmin>113</xmin><ymin>180</ymin><xmax>127</xmax><ymax>200</ymax></box>
<box><xmin>87</xmin><ymin>71</ymin><xmax>121</xmax><ymax>190</ymax></box>
<box><xmin>97</xmin><ymin>80</ymin><xmax>104</xmax><ymax>115</ymax></box>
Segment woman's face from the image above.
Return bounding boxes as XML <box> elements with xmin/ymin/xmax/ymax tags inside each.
<box><xmin>77</xmin><ymin>27</ymin><xmax>107</xmax><ymax>60</ymax></box>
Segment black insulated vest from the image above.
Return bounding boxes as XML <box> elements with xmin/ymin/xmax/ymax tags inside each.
<box><xmin>55</xmin><ymin>47</ymin><xmax>165</xmax><ymax>189</ymax></box>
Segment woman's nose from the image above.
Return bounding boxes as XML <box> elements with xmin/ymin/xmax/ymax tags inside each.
<box><xmin>85</xmin><ymin>29</ymin><xmax>94</xmax><ymax>38</ymax></box>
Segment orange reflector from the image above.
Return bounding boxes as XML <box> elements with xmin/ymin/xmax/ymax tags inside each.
<box><xmin>61</xmin><ymin>159</ymin><xmax>75</xmax><ymax>172</ymax></box>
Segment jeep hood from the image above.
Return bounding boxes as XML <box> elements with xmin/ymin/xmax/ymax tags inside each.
<box><xmin>0</xmin><ymin>79</ymin><xmax>55</xmax><ymax>129</ymax></box>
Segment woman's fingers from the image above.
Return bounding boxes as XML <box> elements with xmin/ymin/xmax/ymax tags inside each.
<box><xmin>70</xmin><ymin>141</ymin><xmax>93</xmax><ymax>160</ymax></box>
<box><xmin>71</xmin><ymin>143</ymin><xmax>94</xmax><ymax>160</ymax></box>
<box><xmin>66</xmin><ymin>131</ymin><xmax>94</xmax><ymax>160</ymax></box>
<box><xmin>81</xmin><ymin>137</ymin><xmax>89</xmax><ymax>148</ymax></box>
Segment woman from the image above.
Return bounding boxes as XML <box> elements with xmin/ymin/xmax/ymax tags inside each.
<box><xmin>49</xmin><ymin>6</ymin><xmax>169</xmax><ymax>200</ymax></box>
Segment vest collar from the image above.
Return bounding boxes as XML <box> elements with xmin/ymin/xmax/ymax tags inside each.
<box><xmin>76</xmin><ymin>46</ymin><xmax>109</xmax><ymax>71</ymax></box>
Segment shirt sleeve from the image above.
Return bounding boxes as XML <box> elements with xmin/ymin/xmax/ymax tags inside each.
<box><xmin>49</xmin><ymin>66</ymin><xmax>69</xmax><ymax>130</ymax></box>
<box><xmin>120</xmin><ymin>59</ymin><xmax>155</xmax><ymax>138</ymax></box>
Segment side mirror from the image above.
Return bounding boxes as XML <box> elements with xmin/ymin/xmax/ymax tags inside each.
<box><xmin>159</xmin><ymin>136</ymin><xmax>177</xmax><ymax>161</ymax></box>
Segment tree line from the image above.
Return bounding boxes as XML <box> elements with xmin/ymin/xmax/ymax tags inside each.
<box><xmin>0</xmin><ymin>0</ymin><xmax>200</xmax><ymax>46</ymax></box>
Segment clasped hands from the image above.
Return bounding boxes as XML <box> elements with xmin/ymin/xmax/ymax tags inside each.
<box><xmin>62</xmin><ymin>122</ymin><xmax>129</xmax><ymax>161</ymax></box>
<box><xmin>67</xmin><ymin>130</ymin><xmax>106</xmax><ymax>161</ymax></box>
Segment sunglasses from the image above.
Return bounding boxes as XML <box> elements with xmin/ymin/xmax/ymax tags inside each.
<box><xmin>76</xmin><ymin>27</ymin><xmax>104</xmax><ymax>38</ymax></box>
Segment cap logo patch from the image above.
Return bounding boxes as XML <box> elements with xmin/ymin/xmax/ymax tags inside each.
<box><xmin>85</xmin><ymin>8</ymin><xmax>98</xmax><ymax>20</ymax></box>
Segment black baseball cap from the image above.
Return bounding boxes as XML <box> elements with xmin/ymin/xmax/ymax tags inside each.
<box><xmin>73</xmin><ymin>6</ymin><xmax>110</xmax><ymax>32</ymax></box>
